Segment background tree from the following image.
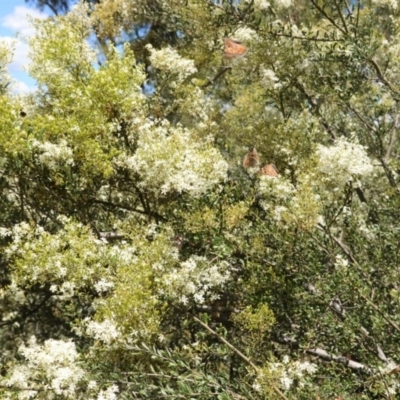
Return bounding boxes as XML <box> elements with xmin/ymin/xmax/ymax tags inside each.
<box><xmin>1</xmin><ymin>0</ymin><xmax>400</xmax><ymax>399</ymax></box>
<box><xmin>25</xmin><ymin>0</ymin><xmax>71</xmax><ymax>15</ymax></box>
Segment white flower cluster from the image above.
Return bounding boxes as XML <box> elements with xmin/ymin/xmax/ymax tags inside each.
<box><xmin>258</xmin><ymin>176</ymin><xmax>297</xmax><ymax>223</ymax></box>
<box><xmin>316</xmin><ymin>138</ymin><xmax>374</xmax><ymax>187</ymax></box>
<box><xmin>94</xmin><ymin>278</ymin><xmax>115</xmax><ymax>293</ymax></box>
<box><xmin>258</xmin><ymin>175</ymin><xmax>295</xmax><ymax>217</ymax></box>
<box><xmin>118</xmin><ymin>120</ymin><xmax>228</xmax><ymax>197</ymax></box>
<box><xmin>0</xmin><ymin>40</ymin><xmax>14</xmax><ymax>91</ymax></box>
<box><xmin>31</xmin><ymin>139</ymin><xmax>74</xmax><ymax>169</ymax></box>
<box><xmin>160</xmin><ymin>256</ymin><xmax>231</xmax><ymax>305</ymax></box>
<box><xmin>85</xmin><ymin>318</ymin><xmax>121</xmax><ymax>344</ymax></box>
<box><xmin>234</xmin><ymin>27</ymin><xmax>258</xmax><ymax>42</ymax></box>
<box><xmin>3</xmin><ymin>336</ymin><xmax>85</xmax><ymax>398</ymax></box>
<box><xmin>254</xmin><ymin>356</ymin><xmax>318</xmax><ymax>392</ymax></box>
<box><xmin>372</xmin><ymin>0</ymin><xmax>398</xmax><ymax>9</ymax></box>
<box><xmin>274</xmin><ymin>0</ymin><xmax>293</xmax><ymax>8</ymax></box>
<box><xmin>97</xmin><ymin>384</ymin><xmax>119</xmax><ymax>400</ymax></box>
<box><xmin>334</xmin><ymin>254</ymin><xmax>349</xmax><ymax>269</ymax></box>
<box><xmin>3</xmin><ymin>219</ymin><xmax>118</xmax><ymax>299</ymax></box>
<box><xmin>146</xmin><ymin>44</ymin><xmax>197</xmax><ymax>82</ymax></box>
<box><xmin>261</xmin><ymin>68</ymin><xmax>282</xmax><ymax>90</ymax></box>
<box><xmin>176</xmin><ymin>85</ymin><xmax>213</xmax><ymax>123</ymax></box>
<box><xmin>259</xmin><ymin>175</ymin><xmax>295</xmax><ymax>199</ymax></box>
<box><xmin>28</xmin><ymin>2</ymin><xmax>97</xmax><ymax>87</ymax></box>
<box><xmin>245</xmin><ymin>0</ymin><xmax>271</xmax><ymax>11</ymax></box>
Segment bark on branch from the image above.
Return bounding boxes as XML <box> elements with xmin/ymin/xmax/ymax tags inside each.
<box><xmin>307</xmin><ymin>348</ymin><xmax>373</xmax><ymax>374</ymax></box>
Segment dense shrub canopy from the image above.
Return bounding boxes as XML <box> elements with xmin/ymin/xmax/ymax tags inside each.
<box><xmin>2</xmin><ymin>0</ymin><xmax>400</xmax><ymax>398</ymax></box>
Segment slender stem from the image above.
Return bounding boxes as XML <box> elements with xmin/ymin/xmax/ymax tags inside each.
<box><xmin>345</xmin><ymin>102</ymin><xmax>377</xmax><ymax>136</ymax></box>
<box><xmin>273</xmin><ymin>33</ymin><xmax>343</xmax><ymax>42</ymax></box>
<box><xmin>360</xmin><ymin>294</ymin><xmax>400</xmax><ymax>334</ymax></box>
<box><xmin>202</xmin><ymin>66</ymin><xmax>231</xmax><ymax>88</ymax></box>
<box><xmin>192</xmin><ymin>315</ymin><xmax>289</xmax><ymax>400</ymax></box>
<box><xmin>379</xmin><ymin>157</ymin><xmax>397</xmax><ymax>188</ymax></box>
<box><xmin>310</xmin><ymin>0</ymin><xmax>348</xmax><ymax>36</ymax></box>
<box><xmin>334</xmin><ymin>0</ymin><xmax>348</xmax><ymax>34</ymax></box>
<box><xmin>384</xmin><ymin>114</ymin><xmax>398</xmax><ymax>163</ymax></box>
<box><xmin>367</xmin><ymin>58</ymin><xmax>398</xmax><ymax>95</ymax></box>
<box><xmin>355</xmin><ymin>0</ymin><xmax>360</xmax><ymax>32</ymax></box>
<box><xmin>318</xmin><ymin>224</ymin><xmax>400</xmax><ymax>337</ymax></box>
<box><xmin>306</xmin><ymin>348</ymin><xmax>372</xmax><ymax>373</ymax></box>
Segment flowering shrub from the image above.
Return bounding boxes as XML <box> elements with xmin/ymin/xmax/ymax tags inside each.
<box><xmin>119</xmin><ymin>121</ymin><xmax>228</xmax><ymax>197</ymax></box>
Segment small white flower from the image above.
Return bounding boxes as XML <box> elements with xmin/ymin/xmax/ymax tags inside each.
<box><xmin>86</xmin><ymin>318</ymin><xmax>120</xmax><ymax>344</ymax></box>
<box><xmin>261</xmin><ymin>68</ymin><xmax>282</xmax><ymax>90</ymax></box>
<box><xmin>4</xmin><ymin>336</ymin><xmax>86</xmax><ymax>398</ymax></box>
<box><xmin>32</xmin><ymin>139</ymin><xmax>74</xmax><ymax>169</ymax></box>
<box><xmin>94</xmin><ymin>278</ymin><xmax>114</xmax><ymax>293</ymax></box>
<box><xmin>118</xmin><ymin>122</ymin><xmax>228</xmax><ymax>197</ymax></box>
<box><xmin>334</xmin><ymin>254</ymin><xmax>349</xmax><ymax>269</ymax></box>
<box><xmin>234</xmin><ymin>27</ymin><xmax>258</xmax><ymax>42</ymax></box>
<box><xmin>245</xmin><ymin>0</ymin><xmax>271</xmax><ymax>10</ymax></box>
<box><xmin>160</xmin><ymin>256</ymin><xmax>231</xmax><ymax>305</ymax></box>
<box><xmin>274</xmin><ymin>0</ymin><xmax>293</xmax><ymax>8</ymax></box>
<box><xmin>316</xmin><ymin>138</ymin><xmax>373</xmax><ymax>186</ymax></box>
<box><xmin>282</xmin><ymin>355</ymin><xmax>290</xmax><ymax>364</ymax></box>
<box><xmin>97</xmin><ymin>384</ymin><xmax>119</xmax><ymax>400</ymax></box>
<box><xmin>88</xmin><ymin>380</ymin><xmax>98</xmax><ymax>390</ymax></box>
<box><xmin>280</xmin><ymin>374</ymin><xmax>293</xmax><ymax>390</ymax></box>
<box><xmin>146</xmin><ymin>44</ymin><xmax>197</xmax><ymax>82</ymax></box>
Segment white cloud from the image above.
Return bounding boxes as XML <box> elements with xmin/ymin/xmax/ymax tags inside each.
<box><xmin>2</xmin><ymin>6</ymin><xmax>47</xmax><ymax>37</ymax></box>
<box><xmin>12</xmin><ymin>79</ymin><xmax>35</xmax><ymax>94</ymax></box>
<box><xmin>0</xmin><ymin>6</ymin><xmax>48</xmax><ymax>78</ymax></box>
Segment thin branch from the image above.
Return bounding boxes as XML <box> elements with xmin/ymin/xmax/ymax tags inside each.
<box><xmin>355</xmin><ymin>0</ymin><xmax>360</xmax><ymax>32</ymax></box>
<box><xmin>99</xmin><ymin>232</ymin><xmax>125</xmax><ymax>240</ymax></box>
<box><xmin>307</xmin><ymin>231</ymin><xmax>332</xmax><ymax>256</ymax></box>
<box><xmin>343</xmin><ymin>0</ymin><xmax>352</xmax><ymax>15</ymax></box>
<box><xmin>345</xmin><ymin>102</ymin><xmax>377</xmax><ymax>137</ymax></box>
<box><xmin>327</xmin><ymin>230</ymin><xmax>369</xmax><ymax>278</ymax></box>
<box><xmin>295</xmin><ymin>81</ymin><xmax>337</xmax><ymax>139</ymax></box>
<box><xmin>0</xmin><ymin>292</ymin><xmax>52</xmax><ymax>327</ymax></box>
<box><xmin>377</xmin><ymin>345</ymin><xmax>389</xmax><ymax>363</ymax></box>
<box><xmin>42</xmin><ymin>0</ymin><xmax>58</xmax><ymax>16</ymax></box>
<box><xmin>272</xmin><ymin>33</ymin><xmax>344</xmax><ymax>42</ymax></box>
<box><xmin>384</xmin><ymin>114</ymin><xmax>399</xmax><ymax>163</ymax></box>
<box><xmin>92</xmin><ymin>199</ymin><xmax>166</xmax><ymax>222</ymax></box>
<box><xmin>202</xmin><ymin>66</ymin><xmax>231</xmax><ymax>88</ymax></box>
<box><xmin>309</xmin><ymin>0</ymin><xmax>348</xmax><ymax>36</ymax></box>
<box><xmin>0</xmin><ymin>385</ymin><xmax>43</xmax><ymax>392</ymax></box>
<box><xmin>318</xmin><ymin>225</ymin><xmax>400</xmax><ymax>339</ymax></box>
<box><xmin>192</xmin><ymin>315</ymin><xmax>289</xmax><ymax>400</ymax></box>
<box><xmin>379</xmin><ymin>157</ymin><xmax>397</xmax><ymax>188</ymax></box>
<box><xmin>367</xmin><ymin>58</ymin><xmax>399</xmax><ymax>95</ymax></box>
<box><xmin>307</xmin><ymin>348</ymin><xmax>373</xmax><ymax>373</ymax></box>
<box><xmin>359</xmin><ymin>293</ymin><xmax>400</xmax><ymax>334</ymax></box>
<box><xmin>193</xmin><ymin>316</ymin><xmax>257</xmax><ymax>369</ymax></box>
<box><xmin>354</xmin><ymin>187</ymin><xmax>367</xmax><ymax>203</ymax></box>
<box><xmin>334</xmin><ymin>0</ymin><xmax>348</xmax><ymax>34</ymax></box>
<box><xmin>92</xmin><ymin>199</ymin><xmax>146</xmax><ymax>214</ymax></box>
